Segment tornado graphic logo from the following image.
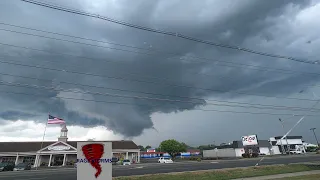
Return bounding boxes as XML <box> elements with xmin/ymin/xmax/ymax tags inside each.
<box><xmin>82</xmin><ymin>143</ymin><xmax>104</xmax><ymax>178</ymax></box>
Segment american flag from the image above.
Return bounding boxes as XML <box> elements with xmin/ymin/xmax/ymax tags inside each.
<box><xmin>48</xmin><ymin>115</ymin><xmax>65</xmax><ymax>124</ymax></box>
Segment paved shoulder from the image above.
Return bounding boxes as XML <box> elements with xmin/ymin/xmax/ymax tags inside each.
<box><xmin>232</xmin><ymin>170</ymin><xmax>320</xmax><ymax>180</ymax></box>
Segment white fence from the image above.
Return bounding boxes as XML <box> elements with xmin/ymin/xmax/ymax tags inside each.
<box><xmin>203</xmin><ymin>148</ymin><xmax>236</xmax><ymax>158</ymax></box>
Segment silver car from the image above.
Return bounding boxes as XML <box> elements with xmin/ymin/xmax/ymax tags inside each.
<box><xmin>14</xmin><ymin>163</ymin><xmax>31</xmax><ymax>171</ymax></box>
<box><xmin>122</xmin><ymin>159</ymin><xmax>131</xmax><ymax>166</ymax></box>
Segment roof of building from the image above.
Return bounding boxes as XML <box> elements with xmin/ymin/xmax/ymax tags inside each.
<box><xmin>187</xmin><ymin>149</ymin><xmax>201</xmax><ymax>153</ymax></box>
<box><xmin>232</xmin><ymin>140</ymin><xmax>271</xmax><ymax>148</ymax></box>
<box><xmin>0</xmin><ymin>140</ymin><xmax>139</xmax><ymax>152</ymax></box>
<box><xmin>274</xmin><ymin>136</ymin><xmax>303</xmax><ymax>140</ymax></box>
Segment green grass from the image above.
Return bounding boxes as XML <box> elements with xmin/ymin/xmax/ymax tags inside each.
<box><xmin>275</xmin><ymin>174</ymin><xmax>320</xmax><ymax>180</ymax></box>
<box><xmin>114</xmin><ymin>164</ymin><xmax>320</xmax><ymax>180</ymax></box>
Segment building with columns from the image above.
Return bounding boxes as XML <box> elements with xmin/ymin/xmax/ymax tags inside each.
<box><xmin>0</xmin><ymin>124</ymin><xmax>140</xmax><ymax>167</ymax></box>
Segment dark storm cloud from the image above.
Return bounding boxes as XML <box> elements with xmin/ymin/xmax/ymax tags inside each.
<box><xmin>0</xmin><ymin>110</ymin><xmax>37</xmax><ymax>120</ymax></box>
<box><xmin>0</xmin><ymin>0</ymin><xmax>318</xmax><ymax>137</ymax></box>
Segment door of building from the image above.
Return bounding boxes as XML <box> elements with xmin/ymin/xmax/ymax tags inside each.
<box><xmin>53</xmin><ymin>155</ymin><xmax>64</xmax><ymax>166</ymax></box>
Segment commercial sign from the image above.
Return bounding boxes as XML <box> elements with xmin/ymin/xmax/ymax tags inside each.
<box><xmin>241</xmin><ymin>135</ymin><xmax>258</xmax><ymax>146</ymax></box>
<box><xmin>77</xmin><ymin>142</ymin><xmax>112</xmax><ymax>180</ymax></box>
<box><xmin>147</xmin><ymin>148</ymin><xmax>156</xmax><ymax>152</ymax></box>
<box><xmin>48</xmin><ymin>145</ymin><xmax>70</xmax><ymax>151</ymax></box>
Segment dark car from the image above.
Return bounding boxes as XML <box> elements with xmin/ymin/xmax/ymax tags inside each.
<box><xmin>112</xmin><ymin>157</ymin><xmax>119</xmax><ymax>165</ymax></box>
<box><xmin>0</xmin><ymin>162</ymin><xmax>15</xmax><ymax>171</ymax></box>
<box><xmin>14</xmin><ymin>163</ymin><xmax>31</xmax><ymax>171</ymax></box>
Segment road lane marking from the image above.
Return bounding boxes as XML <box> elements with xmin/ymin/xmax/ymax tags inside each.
<box><xmin>255</xmin><ymin>157</ymin><xmax>265</xmax><ymax>166</ymax></box>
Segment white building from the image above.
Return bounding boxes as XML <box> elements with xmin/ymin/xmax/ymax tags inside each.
<box><xmin>0</xmin><ymin>125</ymin><xmax>140</xmax><ymax>167</ymax></box>
<box><xmin>203</xmin><ymin>140</ymin><xmax>272</xmax><ymax>158</ymax></box>
<box><xmin>269</xmin><ymin>136</ymin><xmax>306</xmax><ymax>154</ymax></box>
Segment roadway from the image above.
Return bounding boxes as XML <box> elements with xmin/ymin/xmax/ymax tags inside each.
<box><xmin>1</xmin><ymin>155</ymin><xmax>320</xmax><ymax>180</ymax></box>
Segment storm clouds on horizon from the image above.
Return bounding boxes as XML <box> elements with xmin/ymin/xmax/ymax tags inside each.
<box><xmin>0</xmin><ymin>0</ymin><xmax>320</xmax><ymax>141</ymax></box>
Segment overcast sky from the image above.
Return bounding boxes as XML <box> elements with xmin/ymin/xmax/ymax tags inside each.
<box><xmin>0</xmin><ymin>0</ymin><xmax>320</xmax><ymax>147</ymax></box>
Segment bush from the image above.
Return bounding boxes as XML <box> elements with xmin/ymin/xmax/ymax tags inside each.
<box><xmin>179</xmin><ymin>156</ymin><xmax>203</xmax><ymax>161</ymax></box>
<box><xmin>66</xmin><ymin>161</ymin><xmax>74</xmax><ymax>165</ymax></box>
<box><xmin>251</xmin><ymin>152</ymin><xmax>259</xmax><ymax>158</ymax></box>
<box><xmin>306</xmin><ymin>146</ymin><xmax>318</xmax><ymax>152</ymax></box>
<box><xmin>186</xmin><ymin>157</ymin><xmax>199</xmax><ymax>161</ymax></box>
<box><xmin>242</xmin><ymin>153</ymin><xmax>249</xmax><ymax>158</ymax></box>
<box><xmin>201</xmin><ymin>157</ymin><xmax>219</xmax><ymax>160</ymax></box>
<box><xmin>197</xmin><ymin>158</ymin><xmax>201</xmax><ymax>162</ymax></box>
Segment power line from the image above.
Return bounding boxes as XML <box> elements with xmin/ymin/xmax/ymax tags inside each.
<box><xmin>1</xmin><ymin>30</ymin><xmax>320</xmax><ymax>91</ymax></box>
<box><xmin>0</xmin><ymin>26</ymin><xmax>320</xmax><ymax>79</ymax></box>
<box><xmin>0</xmin><ymin>22</ymin><xmax>185</xmax><ymax>56</ymax></box>
<box><xmin>2</xmin><ymin>21</ymin><xmax>318</xmax><ymax>77</ymax></box>
<box><xmin>0</xmin><ymin>28</ymin><xmax>157</xmax><ymax>56</ymax></box>
<box><xmin>0</xmin><ymin>28</ymin><xmax>318</xmax><ymax>102</ymax></box>
<box><xmin>1</xmin><ymin>39</ymin><xmax>320</xmax><ymax>97</ymax></box>
<box><xmin>1</xmin><ymin>80</ymin><xmax>319</xmax><ymax>112</ymax></box>
<box><xmin>0</xmin><ymin>88</ymin><xmax>319</xmax><ymax>117</ymax></box>
<box><xmin>0</xmin><ymin>58</ymin><xmax>318</xmax><ymax>102</ymax></box>
<box><xmin>20</xmin><ymin>0</ymin><xmax>319</xmax><ymax>65</ymax></box>
<box><xmin>0</xmin><ymin>71</ymin><xmax>318</xmax><ymax>110</ymax></box>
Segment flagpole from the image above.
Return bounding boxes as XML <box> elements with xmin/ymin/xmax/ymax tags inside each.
<box><xmin>36</xmin><ymin>114</ymin><xmax>49</xmax><ymax>170</ymax></box>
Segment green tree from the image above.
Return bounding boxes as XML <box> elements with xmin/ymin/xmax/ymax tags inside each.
<box><xmin>159</xmin><ymin>139</ymin><xmax>187</xmax><ymax>160</ymax></box>
<box><xmin>145</xmin><ymin>145</ymin><xmax>151</xmax><ymax>150</ymax></box>
<box><xmin>181</xmin><ymin>142</ymin><xmax>188</xmax><ymax>149</ymax></box>
<box><xmin>137</xmin><ymin>145</ymin><xmax>145</xmax><ymax>151</ymax></box>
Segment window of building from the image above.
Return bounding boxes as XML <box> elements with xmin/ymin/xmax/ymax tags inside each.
<box><xmin>1</xmin><ymin>157</ymin><xmax>15</xmax><ymax>163</ymax></box>
<box><xmin>23</xmin><ymin>156</ymin><xmax>35</xmax><ymax>165</ymax></box>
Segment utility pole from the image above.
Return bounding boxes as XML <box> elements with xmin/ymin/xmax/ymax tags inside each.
<box><xmin>310</xmin><ymin>128</ymin><xmax>319</xmax><ymax>146</ymax></box>
<box><xmin>279</xmin><ymin>135</ymin><xmax>285</xmax><ymax>155</ymax></box>
<box><xmin>279</xmin><ymin>118</ymin><xmax>290</xmax><ymax>154</ymax></box>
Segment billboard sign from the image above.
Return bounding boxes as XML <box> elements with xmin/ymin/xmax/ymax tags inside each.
<box><xmin>48</xmin><ymin>145</ymin><xmax>70</xmax><ymax>151</ymax></box>
<box><xmin>77</xmin><ymin>142</ymin><xmax>112</xmax><ymax>180</ymax></box>
<box><xmin>241</xmin><ymin>135</ymin><xmax>258</xmax><ymax>146</ymax></box>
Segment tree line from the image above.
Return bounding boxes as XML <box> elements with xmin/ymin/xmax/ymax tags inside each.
<box><xmin>138</xmin><ymin>139</ymin><xmax>220</xmax><ymax>159</ymax></box>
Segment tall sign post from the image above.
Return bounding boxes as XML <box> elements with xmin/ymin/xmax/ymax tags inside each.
<box><xmin>241</xmin><ymin>135</ymin><xmax>258</xmax><ymax>146</ymax></box>
<box><xmin>241</xmin><ymin>135</ymin><xmax>259</xmax><ymax>156</ymax></box>
<box><xmin>77</xmin><ymin>142</ymin><xmax>112</xmax><ymax>180</ymax></box>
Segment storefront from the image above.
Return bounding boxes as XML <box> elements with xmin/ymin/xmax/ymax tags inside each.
<box><xmin>0</xmin><ymin>125</ymin><xmax>140</xmax><ymax>167</ymax></box>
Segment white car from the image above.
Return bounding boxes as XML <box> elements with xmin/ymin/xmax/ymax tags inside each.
<box><xmin>158</xmin><ymin>157</ymin><xmax>173</xmax><ymax>163</ymax></box>
<box><xmin>289</xmin><ymin>150</ymin><xmax>302</xmax><ymax>154</ymax></box>
<box><xmin>122</xmin><ymin>159</ymin><xmax>131</xmax><ymax>165</ymax></box>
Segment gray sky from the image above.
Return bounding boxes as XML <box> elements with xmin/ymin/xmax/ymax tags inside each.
<box><xmin>0</xmin><ymin>0</ymin><xmax>320</xmax><ymax>147</ymax></box>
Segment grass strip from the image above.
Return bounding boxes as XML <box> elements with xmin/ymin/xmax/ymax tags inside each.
<box><xmin>114</xmin><ymin>164</ymin><xmax>320</xmax><ymax>180</ymax></box>
<box><xmin>275</xmin><ymin>174</ymin><xmax>320</xmax><ymax>180</ymax></box>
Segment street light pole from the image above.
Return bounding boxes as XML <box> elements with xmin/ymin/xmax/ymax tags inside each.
<box><xmin>310</xmin><ymin>128</ymin><xmax>319</xmax><ymax>146</ymax></box>
<box><xmin>279</xmin><ymin>118</ymin><xmax>290</xmax><ymax>154</ymax></box>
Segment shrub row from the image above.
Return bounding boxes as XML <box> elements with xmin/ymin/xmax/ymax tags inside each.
<box><xmin>242</xmin><ymin>152</ymin><xmax>259</xmax><ymax>158</ymax></box>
